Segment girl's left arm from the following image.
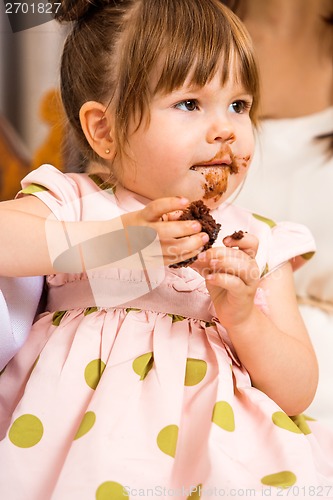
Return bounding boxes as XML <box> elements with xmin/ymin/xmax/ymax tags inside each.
<box><xmin>227</xmin><ymin>262</ymin><xmax>318</xmax><ymax>416</ymax></box>
<box><xmin>194</xmin><ymin>236</ymin><xmax>318</xmax><ymax>416</ymax></box>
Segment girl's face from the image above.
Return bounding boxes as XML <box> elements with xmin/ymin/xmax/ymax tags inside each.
<box><xmin>112</xmin><ymin>68</ymin><xmax>255</xmax><ymax>209</ymax></box>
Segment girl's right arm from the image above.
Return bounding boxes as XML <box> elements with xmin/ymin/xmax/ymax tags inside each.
<box><xmin>0</xmin><ymin>196</ymin><xmax>208</xmax><ymax>277</ymax></box>
<box><xmin>0</xmin><ymin>196</ymin><xmax>55</xmax><ymax>276</ymax></box>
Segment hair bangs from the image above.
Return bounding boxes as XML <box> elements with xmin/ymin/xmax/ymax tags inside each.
<box><xmin>153</xmin><ymin>1</ymin><xmax>235</xmax><ymax>94</ymax></box>
<box><xmin>149</xmin><ymin>0</ymin><xmax>259</xmax><ymax>121</ymax></box>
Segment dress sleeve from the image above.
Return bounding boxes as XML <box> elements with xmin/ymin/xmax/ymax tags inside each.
<box><xmin>264</xmin><ymin>220</ymin><xmax>316</xmax><ymax>277</ymax></box>
<box><xmin>17</xmin><ymin>164</ymin><xmax>82</xmax><ymax>221</ymax></box>
<box><xmin>211</xmin><ymin>204</ymin><xmax>316</xmax><ymax>279</ymax></box>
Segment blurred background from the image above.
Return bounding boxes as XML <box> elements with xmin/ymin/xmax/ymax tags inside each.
<box><xmin>0</xmin><ymin>3</ymin><xmax>64</xmax><ymax>152</ymax></box>
<box><xmin>0</xmin><ymin>3</ymin><xmax>66</xmax><ymax>199</ymax></box>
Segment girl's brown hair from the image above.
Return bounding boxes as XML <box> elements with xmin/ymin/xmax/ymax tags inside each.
<box><xmin>55</xmin><ymin>0</ymin><xmax>260</xmax><ymax>164</ymax></box>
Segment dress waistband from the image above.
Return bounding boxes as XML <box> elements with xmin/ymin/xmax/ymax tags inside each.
<box><xmin>46</xmin><ymin>278</ymin><xmax>215</xmax><ymax>323</ymax></box>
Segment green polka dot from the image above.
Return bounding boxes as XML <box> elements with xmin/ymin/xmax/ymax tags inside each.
<box><xmin>187</xmin><ymin>485</ymin><xmax>202</xmax><ymax>498</ymax></box>
<box><xmin>88</xmin><ymin>174</ymin><xmax>116</xmax><ymax>193</ymax></box>
<box><xmin>52</xmin><ymin>310</ymin><xmax>67</xmax><ymax>326</ymax></box>
<box><xmin>74</xmin><ymin>411</ymin><xmax>96</xmax><ymax>440</ymax></box>
<box><xmin>20</xmin><ymin>183</ymin><xmax>48</xmax><ymax>195</ymax></box>
<box><xmin>261</xmin><ymin>471</ymin><xmax>297</xmax><ymax>488</ymax></box>
<box><xmin>212</xmin><ymin>401</ymin><xmax>235</xmax><ymax>432</ymax></box>
<box><xmin>157</xmin><ymin>424</ymin><xmax>178</xmax><ymax>457</ymax></box>
<box><xmin>272</xmin><ymin>411</ymin><xmax>302</xmax><ymax>434</ymax></box>
<box><xmin>184</xmin><ymin>358</ymin><xmax>207</xmax><ymax>386</ymax></box>
<box><xmin>132</xmin><ymin>352</ymin><xmax>154</xmax><ymax>380</ymax></box>
<box><xmin>260</xmin><ymin>263</ymin><xmax>269</xmax><ymax>277</ymax></box>
<box><xmin>9</xmin><ymin>414</ymin><xmax>43</xmax><ymax>448</ymax></box>
<box><xmin>31</xmin><ymin>355</ymin><xmax>40</xmax><ymax>372</ymax></box>
<box><xmin>301</xmin><ymin>251</ymin><xmax>315</xmax><ymax>261</ymax></box>
<box><xmin>252</xmin><ymin>213</ymin><xmax>276</xmax><ymax>228</ymax></box>
<box><xmin>290</xmin><ymin>414</ymin><xmax>312</xmax><ymax>435</ymax></box>
<box><xmin>168</xmin><ymin>314</ymin><xmax>186</xmax><ymax>323</ymax></box>
<box><xmin>84</xmin><ymin>359</ymin><xmax>106</xmax><ymax>390</ymax></box>
<box><xmin>302</xmin><ymin>413</ymin><xmax>316</xmax><ymax>421</ymax></box>
<box><xmin>95</xmin><ymin>481</ymin><xmax>129</xmax><ymax>499</ymax></box>
<box><xmin>84</xmin><ymin>307</ymin><xmax>98</xmax><ymax>316</ymax></box>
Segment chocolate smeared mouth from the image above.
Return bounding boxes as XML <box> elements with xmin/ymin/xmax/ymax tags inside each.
<box><xmin>191</xmin><ymin>145</ymin><xmax>238</xmax><ymax>174</ymax></box>
<box><xmin>190</xmin><ymin>151</ymin><xmax>250</xmax><ymax>202</ymax></box>
<box><xmin>191</xmin><ymin>165</ymin><xmax>233</xmax><ymax>200</ymax></box>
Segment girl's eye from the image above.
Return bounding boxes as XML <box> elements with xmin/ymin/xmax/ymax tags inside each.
<box><xmin>229</xmin><ymin>100</ymin><xmax>252</xmax><ymax>114</ymax></box>
<box><xmin>175</xmin><ymin>99</ymin><xmax>199</xmax><ymax>112</ymax></box>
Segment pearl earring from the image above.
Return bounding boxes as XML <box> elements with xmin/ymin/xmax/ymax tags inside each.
<box><xmin>105</xmin><ymin>148</ymin><xmax>110</xmax><ymax>154</ymax></box>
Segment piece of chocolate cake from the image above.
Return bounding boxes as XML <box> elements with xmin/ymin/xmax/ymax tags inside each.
<box><xmin>230</xmin><ymin>230</ymin><xmax>245</xmax><ymax>240</ymax></box>
<box><xmin>170</xmin><ymin>200</ymin><xmax>221</xmax><ymax>268</ymax></box>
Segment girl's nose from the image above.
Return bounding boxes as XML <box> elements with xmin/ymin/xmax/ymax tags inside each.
<box><xmin>206</xmin><ymin>117</ymin><xmax>236</xmax><ymax>144</ymax></box>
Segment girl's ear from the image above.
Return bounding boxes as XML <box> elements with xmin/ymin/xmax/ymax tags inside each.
<box><xmin>79</xmin><ymin>101</ymin><xmax>115</xmax><ymax>160</ymax></box>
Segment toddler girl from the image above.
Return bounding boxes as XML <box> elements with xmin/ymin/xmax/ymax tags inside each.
<box><xmin>0</xmin><ymin>0</ymin><xmax>332</xmax><ymax>498</ymax></box>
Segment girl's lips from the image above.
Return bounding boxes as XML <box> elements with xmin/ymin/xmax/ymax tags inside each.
<box><xmin>191</xmin><ymin>150</ymin><xmax>233</xmax><ymax>169</ymax></box>
<box><xmin>190</xmin><ymin>162</ymin><xmax>230</xmax><ymax>170</ymax></box>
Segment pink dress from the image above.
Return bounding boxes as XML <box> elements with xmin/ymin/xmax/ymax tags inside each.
<box><xmin>0</xmin><ymin>165</ymin><xmax>332</xmax><ymax>500</ymax></box>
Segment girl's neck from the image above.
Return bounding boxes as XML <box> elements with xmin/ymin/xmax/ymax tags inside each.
<box><xmin>87</xmin><ymin>162</ymin><xmax>111</xmax><ymax>176</ymax></box>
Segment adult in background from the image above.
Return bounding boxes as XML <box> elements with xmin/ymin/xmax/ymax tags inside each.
<box><xmin>222</xmin><ymin>0</ymin><xmax>333</xmax><ymax>429</ymax></box>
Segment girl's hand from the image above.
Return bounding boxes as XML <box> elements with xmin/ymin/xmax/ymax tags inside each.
<box><xmin>192</xmin><ymin>232</ymin><xmax>260</xmax><ymax>328</ymax></box>
<box><xmin>121</xmin><ymin>197</ymin><xmax>210</xmax><ymax>266</ymax></box>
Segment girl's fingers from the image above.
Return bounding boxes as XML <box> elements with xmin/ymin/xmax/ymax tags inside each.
<box><xmin>207</xmin><ymin>256</ymin><xmax>260</xmax><ymax>285</ymax></box>
<box><xmin>223</xmin><ymin>232</ymin><xmax>259</xmax><ymax>259</ymax></box>
<box><xmin>153</xmin><ymin>219</ymin><xmax>203</xmax><ymax>239</ymax></box>
<box><xmin>163</xmin><ymin>210</ymin><xmax>184</xmax><ymax>221</ymax></box>
<box><xmin>121</xmin><ymin>197</ymin><xmax>214</xmax><ymax>266</ymax></box>
<box><xmin>206</xmin><ymin>271</ymin><xmax>245</xmax><ymax>289</ymax></box>
<box><xmin>194</xmin><ymin>244</ymin><xmax>260</xmax><ymax>285</ymax></box>
<box><xmin>141</xmin><ymin>197</ymin><xmax>189</xmax><ymax>222</ymax></box>
<box><xmin>161</xmin><ymin>232</ymin><xmax>209</xmax><ymax>265</ymax></box>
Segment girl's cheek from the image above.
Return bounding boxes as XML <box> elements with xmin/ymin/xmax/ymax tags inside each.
<box><xmin>239</xmin><ymin>154</ymin><xmax>252</xmax><ymax>170</ymax></box>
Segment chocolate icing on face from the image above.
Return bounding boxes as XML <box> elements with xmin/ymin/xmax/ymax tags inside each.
<box><xmin>192</xmin><ymin>151</ymin><xmax>251</xmax><ymax>202</ymax></box>
<box><xmin>195</xmin><ymin>166</ymin><xmax>230</xmax><ymax>200</ymax></box>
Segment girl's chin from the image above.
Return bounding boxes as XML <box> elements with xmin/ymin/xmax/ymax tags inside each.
<box><xmin>176</xmin><ymin>193</ymin><xmax>224</xmax><ymax>210</ymax></box>
<box><xmin>186</xmin><ymin>189</ymin><xmax>226</xmax><ymax>209</ymax></box>
<box><xmin>184</xmin><ymin>168</ymin><xmax>233</xmax><ymax>208</ymax></box>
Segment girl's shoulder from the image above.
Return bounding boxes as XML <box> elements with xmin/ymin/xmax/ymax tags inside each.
<box><xmin>17</xmin><ymin>164</ymin><xmax>121</xmax><ymax>221</ymax></box>
<box><xmin>213</xmin><ymin>202</ymin><xmax>316</xmax><ymax>277</ymax></box>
